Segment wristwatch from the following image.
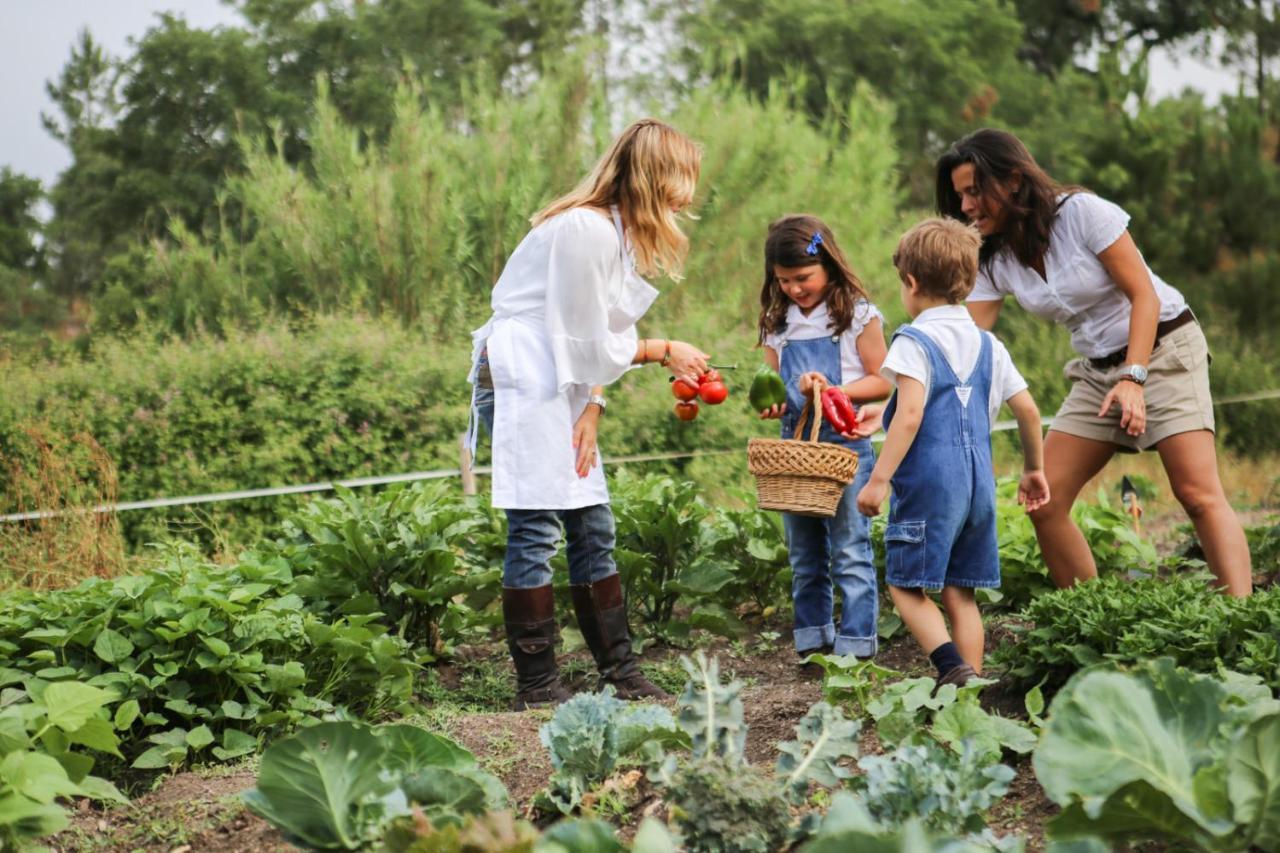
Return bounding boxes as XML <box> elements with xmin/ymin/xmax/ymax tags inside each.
<box><xmin>588</xmin><ymin>394</ymin><xmax>608</xmax><ymax>413</ymax></box>
<box><xmin>1117</xmin><ymin>364</ymin><xmax>1148</xmax><ymax>386</ymax></box>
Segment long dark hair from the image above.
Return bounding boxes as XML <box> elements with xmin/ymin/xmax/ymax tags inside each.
<box><xmin>935</xmin><ymin>129</ymin><xmax>1084</xmax><ymax>271</ymax></box>
<box><xmin>758</xmin><ymin>214</ymin><xmax>870</xmax><ymax>341</ymax></box>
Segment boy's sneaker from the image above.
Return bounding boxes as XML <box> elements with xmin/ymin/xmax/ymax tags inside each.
<box><xmin>934</xmin><ymin>663</ymin><xmax>978</xmax><ymax>693</ymax></box>
<box><xmin>797</xmin><ymin>645</ymin><xmax>835</xmax><ymax>678</ymax></box>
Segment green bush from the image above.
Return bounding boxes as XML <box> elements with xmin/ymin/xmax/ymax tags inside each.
<box><xmin>990</xmin><ymin>575</ymin><xmax>1280</xmax><ymax>694</ymax></box>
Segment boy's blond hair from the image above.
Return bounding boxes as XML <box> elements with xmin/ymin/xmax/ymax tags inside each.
<box><xmin>893</xmin><ymin>218</ymin><xmax>982</xmax><ymax>304</ymax></box>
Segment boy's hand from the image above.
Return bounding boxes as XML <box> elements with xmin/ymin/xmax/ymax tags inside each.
<box><xmin>856</xmin><ymin>478</ymin><xmax>889</xmax><ymax>517</ymax></box>
<box><xmin>758</xmin><ymin>403</ymin><xmax>787</xmax><ymax>419</ymax></box>
<box><xmin>1017</xmin><ymin>469</ymin><xmax>1050</xmax><ymax>513</ymax></box>
<box><xmin>797</xmin><ymin>372</ymin><xmax>830</xmax><ymax>397</ymax></box>
<box><xmin>850</xmin><ymin>403</ymin><xmax>884</xmax><ymax>437</ymax></box>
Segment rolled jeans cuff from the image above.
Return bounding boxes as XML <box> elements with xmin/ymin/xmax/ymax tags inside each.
<box><xmin>833</xmin><ymin>635</ymin><xmax>877</xmax><ymax>658</ymax></box>
<box><xmin>794</xmin><ymin>624</ymin><xmax>835</xmax><ymax>653</ymax></box>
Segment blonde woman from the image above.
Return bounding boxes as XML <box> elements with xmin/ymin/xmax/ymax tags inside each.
<box><xmin>468</xmin><ymin>119</ymin><xmax>710</xmax><ymax>710</ymax></box>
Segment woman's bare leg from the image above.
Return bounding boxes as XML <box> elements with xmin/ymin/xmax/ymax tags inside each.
<box><xmin>1156</xmin><ymin>430</ymin><xmax>1252</xmax><ymax>596</ymax></box>
<box><xmin>1029</xmin><ymin>430</ymin><xmax>1118</xmax><ymax>587</ymax></box>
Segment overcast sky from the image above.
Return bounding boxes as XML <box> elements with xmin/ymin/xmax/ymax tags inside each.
<box><xmin>0</xmin><ymin>1</ymin><xmax>1247</xmax><ymax>191</ymax></box>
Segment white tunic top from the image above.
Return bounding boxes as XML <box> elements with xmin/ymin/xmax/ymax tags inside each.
<box><xmin>470</xmin><ymin>207</ymin><xmax>658</xmax><ymax>509</ymax></box>
<box><xmin>762</xmin><ymin>299</ymin><xmax>883</xmax><ymax>383</ymax></box>
<box><xmin>881</xmin><ymin>305</ymin><xmax>1028</xmax><ymax>422</ymax></box>
<box><xmin>967</xmin><ymin>193</ymin><xmax>1188</xmax><ymax>359</ymax></box>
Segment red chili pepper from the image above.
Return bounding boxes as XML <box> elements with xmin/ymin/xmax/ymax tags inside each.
<box><xmin>821</xmin><ymin>386</ymin><xmax>859</xmax><ymax>434</ymax></box>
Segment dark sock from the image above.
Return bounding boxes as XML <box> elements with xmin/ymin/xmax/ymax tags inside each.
<box><xmin>928</xmin><ymin>642</ymin><xmax>965</xmax><ymax>676</ymax></box>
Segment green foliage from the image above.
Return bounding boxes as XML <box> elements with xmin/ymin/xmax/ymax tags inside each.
<box><xmin>855</xmin><ymin>741</ymin><xmax>1016</xmax><ymax>839</ymax></box>
<box><xmin>277</xmin><ymin>482</ymin><xmax>502</xmax><ymax>655</ymax></box>
<box><xmin>805</xmin><ymin>655</ymin><xmax>901</xmax><ymax>714</ymax></box>
<box><xmin>0</xmin><ymin>544</ymin><xmax>416</xmax><ymax>773</ymax></box>
<box><xmin>775</xmin><ymin>702</ymin><xmax>862</xmax><ymax>804</ymax></box>
<box><xmin>0</xmin><ymin>316</ymin><xmax>473</xmax><ymax>550</ymax></box>
<box><xmin>537</xmin><ymin>689</ymin><xmax>684</xmax><ymax>814</ymax></box>
<box><xmin>1034</xmin><ymin>659</ymin><xmax>1280</xmax><ymax>850</ymax></box>
<box><xmin>665</xmin><ymin>758</ymin><xmax>792</xmax><ymax>853</ymax></box>
<box><xmin>990</xmin><ymin>575</ymin><xmax>1280</xmax><ymax>694</ymax></box>
<box><xmin>0</xmin><ymin>681</ymin><xmax>127</xmax><ymax>849</ymax></box>
<box><xmin>245</xmin><ymin>721</ymin><xmax>507</xmax><ymax>850</ymax></box>
<box><xmin>804</xmin><ymin>791</ymin><xmax>1019</xmax><ymax>852</ymax></box>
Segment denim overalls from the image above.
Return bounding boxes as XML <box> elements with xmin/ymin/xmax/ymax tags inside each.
<box><xmin>778</xmin><ymin>334</ymin><xmax>878</xmax><ymax>657</ymax></box>
<box><xmin>881</xmin><ymin>327</ymin><xmax>1000</xmax><ymax>591</ymax></box>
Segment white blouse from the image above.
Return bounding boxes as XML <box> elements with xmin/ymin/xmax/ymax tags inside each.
<box><xmin>967</xmin><ymin>193</ymin><xmax>1187</xmax><ymax>359</ymax></box>
<box><xmin>762</xmin><ymin>299</ymin><xmax>884</xmax><ymax>383</ymax></box>
<box><xmin>487</xmin><ymin>207</ymin><xmax>657</xmax><ymax>393</ymax></box>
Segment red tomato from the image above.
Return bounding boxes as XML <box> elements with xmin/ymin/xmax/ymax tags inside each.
<box><xmin>698</xmin><ymin>381</ymin><xmax>729</xmax><ymax>405</ymax></box>
<box><xmin>699</xmin><ymin>369</ymin><xmax>722</xmax><ymax>385</ymax></box>
<box><xmin>674</xmin><ymin>400</ymin><xmax>699</xmax><ymax>421</ymax></box>
<box><xmin>671</xmin><ymin>378</ymin><xmax>699</xmax><ymax>401</ymax></box>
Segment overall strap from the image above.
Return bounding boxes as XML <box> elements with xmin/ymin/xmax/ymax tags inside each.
<box><xmin>892</xmin><ymin>325</ymin><xmax>963</xmax><ymax>389</ymax></box>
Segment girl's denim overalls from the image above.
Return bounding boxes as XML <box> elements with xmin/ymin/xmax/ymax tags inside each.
<box><xmin>778</xmin><ymin>334</ymin><xmax>879</xmax><ymax>657</ymax></box>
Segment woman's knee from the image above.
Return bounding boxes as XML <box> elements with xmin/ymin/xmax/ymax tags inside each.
<box><xmin>1171</xmin><ymin>480</ymin><xmax>1226</xmax><ymax>520</ymax></box>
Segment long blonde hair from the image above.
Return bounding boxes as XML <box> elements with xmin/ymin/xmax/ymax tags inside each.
<box><xmin>533</xmin><ymin>119</ymin><xmax>702</xmax><ymax>280</ymax></box>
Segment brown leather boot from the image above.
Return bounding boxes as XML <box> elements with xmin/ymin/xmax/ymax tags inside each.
<box><xmin>502</xmin><ymin>585</ymin><xmax>573</xmax><ymax>711</ymax></box>
<box><xmin>571</xmin><ymin>574</ymin><xmax>668</xmax><ymax>701</ymax></box>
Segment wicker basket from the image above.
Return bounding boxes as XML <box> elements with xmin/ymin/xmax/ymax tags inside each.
<box><xmin>747</xmin><ymin>395</ymin><xmax>858</xmax><ymax>517</ymax></box>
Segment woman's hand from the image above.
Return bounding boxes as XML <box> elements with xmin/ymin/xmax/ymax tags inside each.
<box><xmin>1017</xmin><ymin>469</ymin><xmax>1051</xmax><ymax>513</ymax></box>
<box><xmin>797</xmin><ymin>372</ymin><xmax>830</xmax><ymax>397</ymax></box>
<box><xmin>572</xmin><ymin>407</ymin><xmax>600</xmax><ymax>478</ymax></box>
<box><xmin>1099</xmin><ymin>379</ymin><xmax>1146</xmax><ymax>436</ymax></box>
<box><xmin>758</xmin><ymin>403</ymin><xmax>787</xmax><ymax>419</ymax></box>
<box><xmin>850</xmin><ymin>403</ymin><xmax>884</xmax><ymax>437</ymax></box>
<box><xmin>666</xmin><ymin>340</ymin><xmax>710</xmax><ymax>385</ymax></box>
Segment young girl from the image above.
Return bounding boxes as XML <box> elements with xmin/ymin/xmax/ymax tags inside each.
<box><xmin>757</xmin><ymin>215</ymin><xmax>893</xmax><ymax>663</ymax></box>
<box><xmin>469</xmin><ymin>119</ymin><xmax>712</xmax><ymax>710</ymax></box>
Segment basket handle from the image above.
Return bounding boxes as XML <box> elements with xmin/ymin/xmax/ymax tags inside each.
<box><xmin>791</xmin><ymin>379</ymin><xmax>826</xmax><ymax>443</ymax></box>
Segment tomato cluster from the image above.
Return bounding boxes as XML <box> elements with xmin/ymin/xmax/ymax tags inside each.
<box><xmin>671</xmin><ymin>370</ymin><xmax>729</xmax><ymax>420</ymax></box>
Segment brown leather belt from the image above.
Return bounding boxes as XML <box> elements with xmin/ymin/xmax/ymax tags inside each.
<box><xmin>1088</xmin><ymin>308</ymin><xmax>1196</xmax><ymax>370</ymax></box>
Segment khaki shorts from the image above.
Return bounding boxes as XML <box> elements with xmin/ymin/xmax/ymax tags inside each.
<box><xmin>1052</xmin><ymin>321</ymin><xmax>1215</xmax><ymax>453</ymax></box>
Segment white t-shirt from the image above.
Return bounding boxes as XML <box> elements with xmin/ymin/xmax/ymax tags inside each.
<box><xmin>967</xmin><ymin>193</ymin><xmax>1188</xmax><ymax>359</ymax></box>
<box><xmin>881</xmin><ymin>305</ymin><xmax>1027</xmax><ymax>422</ymax></box>
<box><xmin>762</xmin><ymin>300</ymin><xmax>884</xmax><ymax>383</ymax></box>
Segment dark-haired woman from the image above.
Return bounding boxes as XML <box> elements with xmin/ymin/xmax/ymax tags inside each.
<box><xmin>936</xmin><ymin>128</ymin><xmax>1251</xmax><ymax>597</ymax></box>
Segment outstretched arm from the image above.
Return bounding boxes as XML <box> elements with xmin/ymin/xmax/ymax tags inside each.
<box><xmin>1005</xmin><ymin>389</ymin><xmax>1049</xmax><ymax>512</ymax></box>
<box><xmin>856</xmin><ymin>376</ymin><xmax>925</xmax><ymax>516</ymax></box>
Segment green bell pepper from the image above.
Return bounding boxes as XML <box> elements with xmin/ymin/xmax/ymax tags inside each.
<box><xmin>748</xmin><ymin>366</ymin><xmax>787</xmax><ymax>411</ymax></box>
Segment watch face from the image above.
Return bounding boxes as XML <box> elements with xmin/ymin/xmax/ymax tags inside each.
<box><xmin>1127</xmin><ymin>365</ymin><xmax>1148</xmax><ymax>383</ymax></box>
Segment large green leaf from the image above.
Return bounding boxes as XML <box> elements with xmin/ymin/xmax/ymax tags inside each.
<box><xmin>376</xmin><ymin>725</ymin><xmax>476</xmax><ymax>775</ymax></box>
<box><xmin>1034</xmin><ymin>660</ymin><xmax>1237</xmax><ymax>844</ymax></box>
<box><xmin>242</xmin><ymin>722</ymin><xmax>407</xmax><ymax>849</ymax></box>
<box><xmin>42</xmin><ymin>682</ymin><xmax>111</xmax><ymax>733</ymax></box>
<box><xmin>1227</xmin><ymin>714</ymin><xmax>1280</xmax><ymax>851</ymax></box>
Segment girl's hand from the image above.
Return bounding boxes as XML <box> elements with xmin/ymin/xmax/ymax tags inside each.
<box><xmin>1099</xmin><ymin>379</ymin><xmax>1146</xmax><ymax>436</ymax></box>
<box><xmin>1017</xmin><ymin>469</ymin><xmax>1051</xmax><ymax>513</ymax></box>
<box><xmin>666</xmin><ymin>340</ymin><xmax>710</xmax><ymax>385</ymax></box>
<box><xmin>572</xmin><ymin>407</ymin><xmax>600</xmax><ymax>478</ymax></box>
<box><xmin>758</xmin><ymin>403</ymin><xmax>787</xmax><ymax>420</ymax></box>
<box><xmin>797</xmin><ymin>372</ymin><xmax>830</xmax><ymax>397</ymax></box>
<box><xmin>856</xmin><ymin>478</ymin><xmax>889</xmax><ymax>517</ymax></box>
<box><xmin>850</xmin><ymin>403</ymin><xmax>884</xmax><ymax>437</ymax></box>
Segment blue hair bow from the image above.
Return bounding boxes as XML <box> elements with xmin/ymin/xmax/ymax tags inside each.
<box><xmin>805</xmin><ymin>232</ymin><xmax>824</xmax><ymax>256</ymax></box>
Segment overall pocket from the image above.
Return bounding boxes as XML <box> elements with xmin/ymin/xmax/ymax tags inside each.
<box><xmin>884</xmin><ymin>521</ymin><xmax>927</xmax><ymax>585</ymax></box>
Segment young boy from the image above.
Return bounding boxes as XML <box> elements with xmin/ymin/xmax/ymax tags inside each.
<box><xmin>852</xmin><ymin>218</ymin><xmax>1050</xmax><ymax>687</ymax></box>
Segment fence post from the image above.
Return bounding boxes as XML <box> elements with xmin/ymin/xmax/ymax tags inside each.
<box><xmin>459</xmin><ymin>432</ymin><xmax>477</xmax><ymax>496</ymax></box>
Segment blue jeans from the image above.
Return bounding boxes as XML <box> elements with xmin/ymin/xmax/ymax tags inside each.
<box><xmin>783</xmin><ymin>439</ymin><xmax>878</xmax><ymax>657</ymax></box>
<box><xmin>504</xmin><ymin>504</ymin><xmax>619</xmax><ymax>589</ymax></box>
<box><xmin>473</xmin><ymin>359</ymin><xmax>618</xmax><ymax>589</ymax></box>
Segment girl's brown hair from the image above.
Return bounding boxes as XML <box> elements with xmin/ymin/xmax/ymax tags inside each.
<box><xmin>935</xmin><ymin>128</ymin><xmax>1084</xmax><ymax>273</ymax></box>
<box><xmin>758</xmin><ymin>214</ymin><xmax>871</xmax><ymax>342</ymax></box>
<box><xmin>533</xmin><ymin>118</ymin><xmax>702</xmax><ymax>281</ymax></box>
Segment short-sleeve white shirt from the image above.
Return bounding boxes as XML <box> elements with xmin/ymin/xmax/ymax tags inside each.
<box><xmin>881</xmin><ymin>305</ymin><xmax>1028</xmax><ymax>422</ymax></box>
<box><xmin>967</xmin><ymin>193</ymin><xmax>1187</xmax><ymax>359</ymax></box>
<box><xmin>762</xmin><ymin>299</ymin><xmax>884</xmax><ymax>383</ymax></box>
